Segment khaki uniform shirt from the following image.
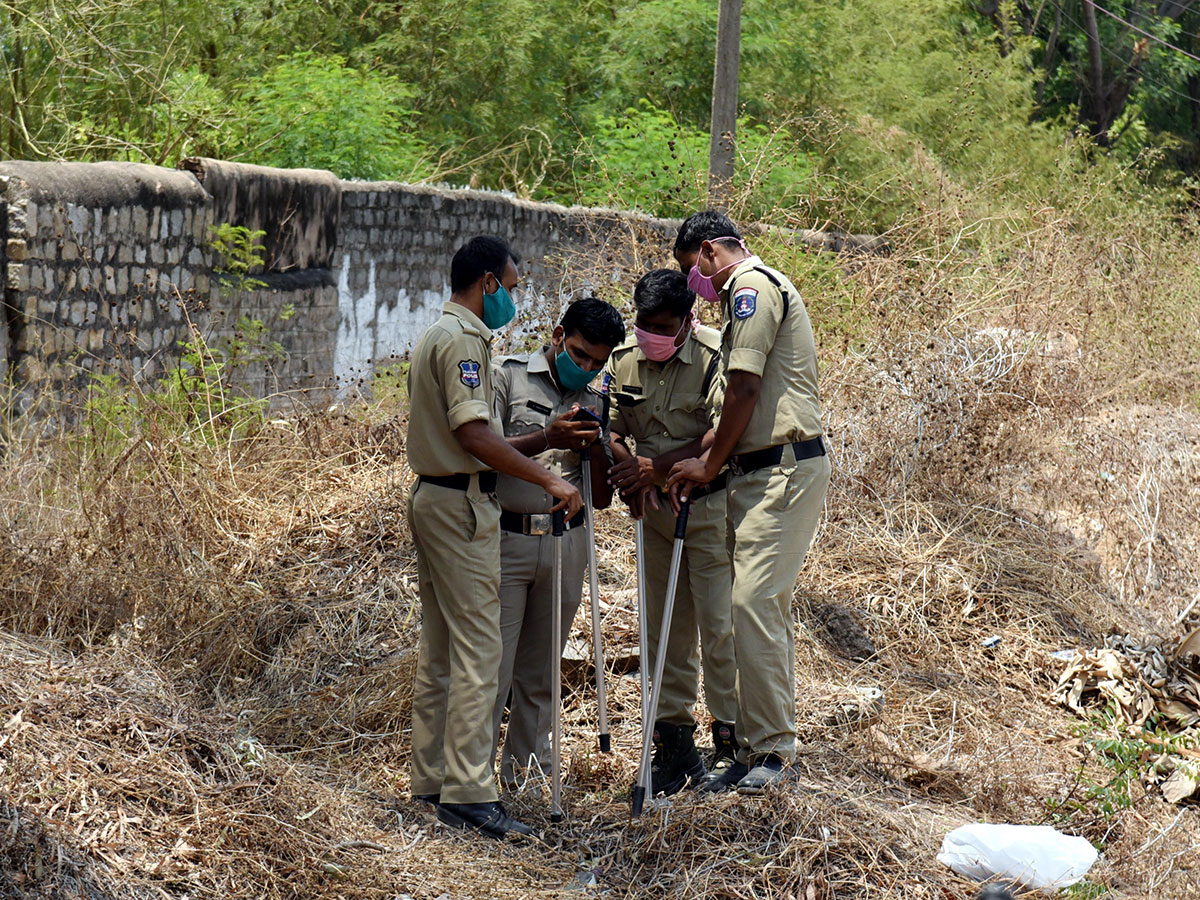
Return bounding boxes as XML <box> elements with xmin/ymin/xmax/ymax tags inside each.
<box><xmin>603</xmin><ymin>325</ymin><xmax>723</xmax><ymax>455</ymax></box>
<box><xmin>492</xmin><ymin>351</ymin><xmax>609</xmax><ymax>515</ymax></box>
<box><xmin>720</xmin><ymin>258</ymin><xmax>823</xmax><ymax>454</ymax></box>
<box><xmin>406</xmin><ymin>302</ymin><xmax>499</xmax><ymax>476</ymax></box>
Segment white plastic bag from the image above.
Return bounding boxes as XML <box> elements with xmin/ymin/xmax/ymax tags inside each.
<box><xmin>937</xmin><ymin>823</ymin><xmax>1098</xmax><ymax>891</ymax></box>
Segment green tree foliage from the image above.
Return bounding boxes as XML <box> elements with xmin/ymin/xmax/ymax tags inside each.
<box><xmin>595</xmin><ymin>0</ymin><xmax>827</xmax><ymax>126</ymax></box>
<box><xmin>237</xmin><ymin>53</ymin><xmax>427</xmax><ymax>180</ymax></box>
<box><xmin>991</xmin><ymin>1</ymin><xmax>1200</xmax><ymax>168</ymax></box>
<box><xmin>2</xmin><ymin>0</ymin><xmax>1199</xmax><ymax>230</ymax></box>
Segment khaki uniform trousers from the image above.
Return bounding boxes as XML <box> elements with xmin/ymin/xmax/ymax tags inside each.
<box><xmin>408</xmin><ymin>479</ymin><xmax>503</xmax><ymax>805</ymax></box>
<box><xmin>643</xmin><ymin>490</ymin><xmax>738</xmax><ymax>727</ymax></box>
<box><xmin>491</xmin><ymin>528</ymin><xmax>586</xmax><ymax>784</ymax></box>
<box><xmin>727</xmin><ymin>450</ymin><xmax>831</xmax><ymax>763</ymax></box>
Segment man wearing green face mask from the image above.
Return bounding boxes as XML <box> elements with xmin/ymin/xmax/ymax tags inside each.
<box><xmin>490</xmin><ymin>297</ymin><xmax>626</xmax><ymax>787</ymax></box>
<box><xmin>407</xmin><ymin>235</ymin><xmax>584</xmax><ymax>841</ymax></box>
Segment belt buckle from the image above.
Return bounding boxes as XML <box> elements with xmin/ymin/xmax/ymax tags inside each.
<box><xmin>728</xmin><ymin>456</ymin><xmax>743</xmax><ymax>477</ymax></box>
<box><xmin>527</xmin><ymin>513</ymin><xmax>552</xmax><ymax>536</ymax></box>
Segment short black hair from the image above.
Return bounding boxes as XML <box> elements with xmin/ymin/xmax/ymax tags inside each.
<box><xmin>561</xmin><ymin>297</ymin><xmax>626</xmax><ymax>349</ymax></box>
<box><xmin>633</xmin><ymin>268</ymin><xmax>694</xmax><ymax>319</ymax></box>
<box><xmin>450</xmin><ymin>235</ymin><xmax>521</xmax><ymax>293</ymax></box>
<box><xmin>673</xmin><ymin>209</ymin><xmax>741</xmax><ymax>254</ymax></box>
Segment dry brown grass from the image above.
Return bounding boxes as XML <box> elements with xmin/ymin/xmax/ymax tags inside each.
<box><xmin>2</xmin><ymin>203</ymin><xmax>1200</xmax><ymax>898</ymax></box>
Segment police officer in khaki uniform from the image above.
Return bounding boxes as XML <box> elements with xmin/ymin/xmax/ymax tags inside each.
<box><xmin>491</xmin><ymin>297</ymin><xmax>625</xmax><ymax>786</ymax></box>
<box><xmin>407</xmin><ymin>235</ymin><xmax>583</xmax><ymax>839</ymax></box>
<box><xmin>603</xmin><ymin>268</ymin><xmax>739</xmax><ymax>796</ymax></box>
<box><xmin>666</xmin><ymin>211</ymin><xmax>831</xmax><ymax>795</ymax></box>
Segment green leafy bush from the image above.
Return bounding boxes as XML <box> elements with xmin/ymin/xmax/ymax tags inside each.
<box><xmin>570</xmin><ymin>100</ymin><xmax>811</xmax><ymax>219</ymax></box>
<box><xmin>240</xmin><ymin>52</ymin><xmax>428</xmax><ymax>180</ymax></box>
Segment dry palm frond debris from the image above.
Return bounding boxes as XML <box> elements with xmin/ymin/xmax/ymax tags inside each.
<box><xmin>1053</xmin><ymin>630</ymin><xmax>1200</xmax><ymax>729</ymax></box>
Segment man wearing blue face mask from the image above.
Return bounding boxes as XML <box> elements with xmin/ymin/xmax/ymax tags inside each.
<box><xmin>407</xmin><ymin>235</ymin><xmax>584</xmax><ymax>841</ymax></box>
<box><xmin>490</xmin><ymin>297</ymin><xmax>625</xmax><ymax>787</ymax></box>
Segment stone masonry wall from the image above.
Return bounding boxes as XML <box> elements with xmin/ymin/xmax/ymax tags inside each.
<box><xmin>0</xmin><ymin>157</ymin><xmax>869</xmax><ymax>410</ymax></box>
<box><xmin>332</xmin><ymin>182</ymin><xmax>675</xmax><ymax>388</ymax></box>
<box><xmin>1</xmin><ymin>162</ymin><xmax>213</xmax><ymax>407</ymax></box>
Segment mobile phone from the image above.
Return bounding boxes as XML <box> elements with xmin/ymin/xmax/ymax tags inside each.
<box><xmin>573</xmin><ymin>406</ymin><xmax>603</xmax><ymax>424</ymax></box>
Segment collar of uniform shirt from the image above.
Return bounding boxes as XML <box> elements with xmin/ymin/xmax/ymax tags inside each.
<box><xmin>444</xmin><ymin>300</ymin><xmax>493</xmax><ymax>341</ymax></box>
<box><xmin>527</xmin><ymin>347</ymin><xmax>553</xmax><ymax>376</ymax></box>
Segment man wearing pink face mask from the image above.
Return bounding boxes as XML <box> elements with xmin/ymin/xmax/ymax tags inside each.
<box><xmin>604</xmin><ymin>268</ymin><xmax>738</xmax><ymax>797</ymax></box>
<box><xmin>666</xmin><ymin>210</ymin><xmax>830</xmax><ymax>796</ymax></box>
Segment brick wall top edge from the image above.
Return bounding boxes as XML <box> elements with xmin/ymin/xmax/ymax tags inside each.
<box><xmin>339</xmin><ymin>180</ymin><xmax>681</xmax><ymax>229</ymax></box>
<box><xmin>180</xmin><ymin>156</ymin><xmax>338</xmax><ymax>187</ymax></box>
<box><xmin>0</xmin><ymin>161</ymin><xmax>206</xmax><ymax>208</ymax></box>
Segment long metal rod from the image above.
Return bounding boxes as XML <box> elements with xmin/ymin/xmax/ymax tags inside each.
<box><xmin>550</xmin><ymin>508</ymin><xmax>565</xmax><ymax>823</ymax></box>
<box><xmin>635</xmin><ymin>519</ymin><xmax>650</xmax><ymax>790</ymax></box>
<box><xmin>580</xmin><ymin>460</ymin><xmax>611</xmax><ymax>752</ymax></box>
<box><xmin>632</xmin><ymin>500</ymin><xmax>689</xmax><ymax>817</ymax></box>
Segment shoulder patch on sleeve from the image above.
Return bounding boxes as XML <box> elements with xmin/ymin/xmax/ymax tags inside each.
<box><xmin>459</xmin><ymin>359</ymin><xmax>482</xmax><ymax>388</ymax></box>
<box><xmin>733</xmin><ymin>287</ymin><xmax>758</xmax><ymax>320</ymax></box>
<box><xmin>599</xmin><ymin>371</ymin><xmax>613</xmax><ymax>394</ymax></box>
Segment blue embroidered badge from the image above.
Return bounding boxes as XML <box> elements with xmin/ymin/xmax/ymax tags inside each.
<box><xmin>459</xmin><ymin>360</ymin><xmax>481</xmax><ymax>388</ymax></box>
<box><xmin>600</xmin><ymin>371</ymin><xmax>613</xmax><ymax>394</ymax></box>
<box><xmin>733</xmin><ymin>287</ymin><xmax>758</xmax><ymax>319</ymax></box>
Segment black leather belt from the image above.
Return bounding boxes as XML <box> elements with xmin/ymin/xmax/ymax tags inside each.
<box><xmin>419</xmin><ymin>472</ymin><xmax>498</xmax><ymax>493</ymax></box>
<box><xmin>731</xmin><ymin>437</ymin><xmax>825</xmax><ymax>476</ymax></box>
<box><xmin>657</xmin><ymin>470</ymin><xmax>729</xmax><ymax>502</ymax></box>
<box><xmin>500</xmin><ymin>509</ymin><xmax>586</xmax><ymax>535</ymax></box>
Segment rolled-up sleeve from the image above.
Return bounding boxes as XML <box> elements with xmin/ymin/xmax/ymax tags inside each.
<box><xmin>726</xmin><ymin>278</ymin><xmax>782</xmax><ymax>376</ymax></box>
<box><xmin>438</xmin><ymin>332</ymin><xmax>492</xmax><ymax>431</ymax></box>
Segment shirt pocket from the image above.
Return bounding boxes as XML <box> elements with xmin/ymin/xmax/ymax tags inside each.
<box><xmin>611</xmin><ymin>391</ymin><xmax>648</xmax><ymax>437</ymax></box>
<box><xmin>504</xmin><ymin>400</ymin><xmax>551</xmax><ymax>437</ymax></box>
<box><xmin>664</xmin><ymin>391</ymin><xmax>707</xmax><ymax>438</ymax></box>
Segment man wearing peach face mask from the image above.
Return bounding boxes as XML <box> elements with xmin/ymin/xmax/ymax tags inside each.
<box><xmin>666</xmin><ymin>210</ymin><xmax>831</xmax><ymax>796</ymax></box>
<box><xmin>604</xmin><ymin>268</ymin><xmax>739</xmax><ymax>798</ymax></box>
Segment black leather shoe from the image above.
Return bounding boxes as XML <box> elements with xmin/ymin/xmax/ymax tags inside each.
<box><xmin>699</xmin><ymin>759</ymin><xmax>748</xmax><ymax>793</ymax></box>
<box><xmin>413</xmin><ymin>793</ymin><xmax>439</xmax><ymax>806</ymax></box>
<box><xmin>436</xmin><ymin>801</ymin><xmax>535</xmax><ymax>839</ymax></box>
<box><xmin>737</xmin><ymin>753</ymin><xmax>791</xmax><ymax>795</ymax></box>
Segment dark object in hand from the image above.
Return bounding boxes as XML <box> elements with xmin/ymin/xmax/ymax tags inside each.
<box><xmin>572</xmin><ymin>406</ymin><xmax>603</xmax><ymax>424</ymax></box>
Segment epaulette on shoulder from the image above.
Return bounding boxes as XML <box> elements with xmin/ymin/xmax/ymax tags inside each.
<box><xmin>612</xmin><ymin>335</ymin><xmax>639</xmax><ymax>355</ymax></box>
<box><xmin>495</xmin><ymin>352</ymin><xmax>532</xmax><ymax>367</ymax></box>
<box><xmin>694</xmin><ymin>324</ymin><xmax>722</xmax><ymax>352</ymax></box>
<box><xmin>727</xmin><ymin>264</ymin><xmax>790</xmax><ymax>320</ymax></box>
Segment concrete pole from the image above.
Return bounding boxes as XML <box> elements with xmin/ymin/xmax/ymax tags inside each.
<box><xmin>708</xmin><ymin>0</ymin><xmax>742</xmax><ymax>206</ymax></box>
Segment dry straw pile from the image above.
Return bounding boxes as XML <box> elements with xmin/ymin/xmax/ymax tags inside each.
<box><xmin>2</xmin><ymin>197</ymin><xmax>1199</xmax><ymax>898</ymax></box>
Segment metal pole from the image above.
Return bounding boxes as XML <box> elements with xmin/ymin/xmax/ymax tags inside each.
<box><xmin>580</xmin><ymin>459</ymin><xmax>611</xmax><ymax>752</ymax></box>
<box><xmin>632</xmin><ymin>498</ymin><xmax>690</xmax><ymax>817</ymax></box>
<box><xmin>632</xmin><ymin>517</ymin><xmax>652</xmax><ymax>812</ymax></box>
<box><xmin>550</xmin><ymin>507</ymin><xmax>565</xmax><ymax>823</ymax></box>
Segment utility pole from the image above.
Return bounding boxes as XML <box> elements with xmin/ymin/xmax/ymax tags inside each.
<box><xmin>708</xmin><ymin>0</ymin><xmax>742</xmax><ymax>206</ymax></box>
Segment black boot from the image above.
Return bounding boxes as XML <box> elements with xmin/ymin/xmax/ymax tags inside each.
<box><xmin>709</xmin><ymin>721</ymin><xmax>738</xmax><ymax>769</ymax></box>
<box><xmin>700</xmin><ymin>721</ymin><xmax>747</xmax><ymax>793</ymax></box>
<box><xmin>650</xmin><ymin>721</ymin><xmax>707</xmax><ymax>796</ymax></box>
